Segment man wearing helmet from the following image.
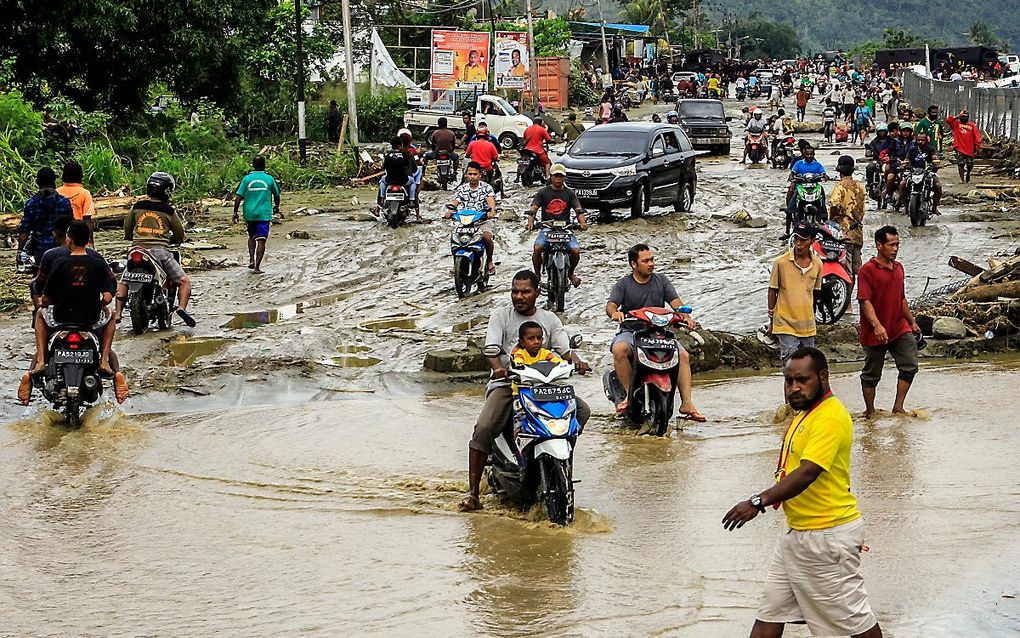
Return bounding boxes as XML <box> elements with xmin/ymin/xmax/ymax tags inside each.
<box><xmin>666</xmin><ymin>110</ymin><xmax>679</xmax><ymax>125</ymax></box>
<box><xmin>521</xmin><ymin>116</ymin><xmax>552</xmax><ymax>180</ymax></box>
<box><xmin>742</xmin><ymin>109</ymin><xmax>769</xmax><ymax>163</ymax></box>
<box><xmin>864</xmin><ymin>123</ymin><xmax>890</xmax><ymax>191</ymax></box>
<box><xmin>114</xmin><ymin>172</ymin><xmax>194</xmax><ymax>327</ymax></box>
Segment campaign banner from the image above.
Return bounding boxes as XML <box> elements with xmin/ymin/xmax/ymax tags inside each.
<box><xmin>494</xmin><ymin>31</ymin><xmax>529</xmax><ymax>90</ymax></box>
<box><xmin>431</xmin><ymin>29</ymin><xmax>490</xmax><ymax>91</ymax></box>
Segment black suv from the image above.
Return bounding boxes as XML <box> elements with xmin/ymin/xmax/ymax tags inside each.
<box><xmin>675</xmin><ymin>99</ymin><xmax>732</xmax><ymax>156</ymax></box>
<box><xmin>558</xmin><ymin>122</ymin><xmax>698</xmax><ymax>220</ymax></box>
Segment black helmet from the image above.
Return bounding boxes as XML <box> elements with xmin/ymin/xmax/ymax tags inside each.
<box><xmin>837</xmin><ymin>155</ymin><xmax>855</xmax><ymax>172</ymax></box>
<box><xmin>146</xmin><ymin>171</ymin><xmax>176</xmax><ymax>200</ymax></box>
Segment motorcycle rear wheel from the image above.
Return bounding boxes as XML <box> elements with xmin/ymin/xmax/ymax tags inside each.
<box><xmin>387</xmin><ymin>204</ymin><xmax>403</xmax><ymax>229</ymax></box>
<box><xmin>64</xmin><ymin>396</ymin><xmax>82</xmax><ymax>428</ymax></box>
<box><xmin>539</xmin><ymin>457</ymin><xmax>573</xmax><ymax>525</ymax></box>
<box><xmin>815</xmin><ymin>274</ymin><xmax>851</xmax><ymax>324</ymax></box>
<box><xmin>129</xmin><ymin>292</ymin><xmax>149</xmax><ymax>335</ymax></box>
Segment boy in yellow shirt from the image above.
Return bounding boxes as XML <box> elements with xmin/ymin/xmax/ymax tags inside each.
<box><xmin>510</xmin><ymin>321</ymin><xmax>563</xmax><ymax>367</ymax></box>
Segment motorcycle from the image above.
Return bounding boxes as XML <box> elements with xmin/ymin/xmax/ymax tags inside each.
<box><xmin>382</xmin><ymin>183</ymin><xmax>412</xmax><ymax>228</ymax></box>
<box><xmin>602</xmin><ymin>306</ymin><xmax>692</xmax><ymax>436</ymax></box>
<box><xmin>658</xmin><ymin>88</ymin><xmax>677</xmax><ymax>104</ymax></box>
<box><xmin>517</xmin><ymin>149</ymin><xmax>547</xmax><ymax>188</ymax></box>
<box><xmin>748</xmin><ymin>84</ymin><xmax>761</xmax><ymax>99</ymax></box>
<box><xmin>771</xmin><ymin>135</ymin><xmax>797</xmax><ymax>170</ymax></box>
<box><xmin>617</xmin><ymin>85</ymin><xmax>637</xmax><ymax>109</ymax></box>
<box><xmin>435</xmin><ymin>151</ymin><xmax>455</xmax><ymax>190</ymax></box>
<box><xmin>449</xmin><ymin>207</ymin><xmax>490</xmax><ymax>297</ymax></box>
<box><xmin>905</xmin><ymin>165</ymin><xmax>939</xmax><ymax>227</ymax></box>
<box><xmin>33</xmin><ymin>325</ymin><xmax>104</xmax><ymax>427</ymax></box>
<box><xmin>792</xmin><ymin>172</ymin><xmax>828</xmax><ymax>225</ymax></box>
<box><xmin>811</xmin><ymin>221</ymin><xmax>854</xmax><ymax>324</ymax></box>
<box><xmin>538</xmin><ymin>221</ymin><xmax>578</xmax><ymax>313</ymax></box>
<box><xmin>481</xmin><ymin>335</ymin><xmax>584</xmax><ymax>525</ymax></box>
<box><xmin>121</xmin><ymin>247</ymin><xmax>179</xmax><ymax>335</ymax></box>
<box><xmin>735</xmin><ymin>85</ymin><xmax>747</xmax><ymax>101</ymax></box>
<box><xmin>745</xmin><ymin>131</ymin><xmax>768</xmax><ymax>164</ymax></box>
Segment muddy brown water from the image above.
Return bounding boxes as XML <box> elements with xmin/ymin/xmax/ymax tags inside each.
<box><xmin>2</xmin><ymin>98</ymin><xmax>1019</xmax><ymax>634</ymax></box>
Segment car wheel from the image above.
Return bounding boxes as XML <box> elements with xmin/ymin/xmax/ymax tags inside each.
<box><xmin>674</xmin><ymin>182</ymin><xmax>694</xmax><ymax>213</ymax></box>
<box><xmin>598</xmin><ymin>205</ymin><xmax>614</xmax><ymax>223</ymax></box>
<box><xmin>715</xmin><ymin>144</ymin><xmax>729</xmax><ymax>156</ymax></box>
<box><xmin>498</xmin><ymin>133</ymin><xmax>518</xmax><ymax>150</ymax></box>
<box><xmin>630</xmin><ymin>184</ymin><xmax>646</xmax><ymax>218</ymax></box>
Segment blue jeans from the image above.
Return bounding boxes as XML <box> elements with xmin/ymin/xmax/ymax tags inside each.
<box><xmin>379</xmin><ymin>176</ymin><xmax>416</xmax><ymax>200</ymax></box>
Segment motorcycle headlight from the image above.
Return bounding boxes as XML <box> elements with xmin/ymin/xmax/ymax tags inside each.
<box><xmin>912</xmin><ymin>174</ymin><xmax>924</xmax><ymax>183</ymax></box>
<box><xmin>545</xmin><ymin>418</ymin><xmax>570</xmax><ymax>436</ymax></box>
<box><xmin>610</xmin><ymin>164</ymin><xmax>636</xmax><ymax>177</ymax></box>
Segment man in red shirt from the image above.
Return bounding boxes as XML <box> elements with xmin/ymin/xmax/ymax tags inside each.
<box><xmin>465</xmin><ymin>126</ymin><xmax>500</xmax><ymax>173</ymax></box>
<box><xmin>857</xmin><ymin>225</ymin><xmax>921</xmax><ymax>418</ymax></box>
<box><xmin>522</xmin><ymin>116</ymin><xmax>552</xmax><ymax>179</ymax></box>
<box><xmin>946</xmin><ymin>109</ymin><xmax>982</xmax><ymax>184</ymax></box>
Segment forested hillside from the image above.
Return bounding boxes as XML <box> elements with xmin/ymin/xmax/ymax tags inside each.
<box><xmin>709</xmin><ymin>0</ymin><xmax>1016</xmax><ymax>53</ymax></box>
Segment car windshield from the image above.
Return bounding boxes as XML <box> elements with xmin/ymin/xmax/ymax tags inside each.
<box><xmin>569</xmin><ymin>132</ymin><xmax>646</xmax><ymax>156</ymax></box>
<box><xmin>495</xmin><ymin>97</ymin><xmax>517</xmax><ymax>115</ymax></box>
<box><xmin>678</xmin><ymin>102</ymin><xmax>724</xmax><ymax>118</ymax></box>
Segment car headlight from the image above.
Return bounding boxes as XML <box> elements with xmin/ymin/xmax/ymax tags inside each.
<box><xmin>611</xmin><ymin>164</ymin><xmax>636</xmax><ymax>176</ymax></box>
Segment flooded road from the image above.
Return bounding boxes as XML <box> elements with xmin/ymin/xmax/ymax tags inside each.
<box><xmin>2</xmin><ymin>361</ymin><xmax>1018</xmax><ymax>635</ymax></box>
<box><xmin>2</xmin><ymin>94</ymin><xmax>1019</xmax><ymax>635</ymax></box>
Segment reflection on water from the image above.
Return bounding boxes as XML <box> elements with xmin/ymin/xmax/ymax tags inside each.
<box><xmin>162</xmin><ymin>337</ymin><xmax>231</xmax><ymax>367</ymax></box>
<box><xmin>221</xmin><ymin>292</ymin><xmax>352</xmax><ymax>329</ymax></box>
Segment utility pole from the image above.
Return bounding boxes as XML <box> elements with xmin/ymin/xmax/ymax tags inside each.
<box><xmin>525</xmin><ymin>0</ymin><xmax>539</xmax><ymax>110</ymax></box>
<box><xmin>595</xmin><ymin>0</ymin><xmax>610</xmax><ymax>74</ymax></box>
<box><xmin>295</xmin><ymin>0</ymin><xmax>307</xmax><ymax>165</ymax></box>
<box><xmin>341</xmin><ymin>0</ymin><xmax>360</xmax><ymax>147</ymax></box>
<box><xmin>693</xmin><ymin>0</ymin><xmax>700</xmax><ymax>50</ymax></box>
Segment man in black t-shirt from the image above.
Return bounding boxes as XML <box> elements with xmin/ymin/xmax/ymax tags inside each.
<box><xmin>377</xmin><ymin>136</ymin><xmax>416</xmax><ymax>212</ymax></box>
<box><xmin>526</xmin><ymin>163</ymin><xmax>587</xmax><ymax>286</ymax></box>
<box><xmin>19</xmin><ymin>220</ymin><xmax>128</xmax><ymax>405</ymax></box>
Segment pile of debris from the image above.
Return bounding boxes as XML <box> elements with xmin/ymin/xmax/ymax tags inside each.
<box><xmin>976</xmin><ymin>137</ymin><xmax>1020</xmax><ymax>173</ymax></box>
<box><xmin>913</xmin><ymin>251</ymin><xmax>1020</xmax><ymax>340</ymax></box>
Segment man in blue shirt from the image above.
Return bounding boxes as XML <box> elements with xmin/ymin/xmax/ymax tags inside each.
<box><xmin>785</xmin><ymin>145</ymin><xmax>828</xmax><ymax>238</ymax></box>
<box><xmin>17</xmin><ymin>167</ymin><xmax>73</xmax><ymax>268</ymax></box>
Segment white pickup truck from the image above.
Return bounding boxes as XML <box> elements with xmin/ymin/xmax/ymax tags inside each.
<box><xmin>403</xmin><ymin>93</ymin><xmax>533</xmax><ymax>150</ymax></box>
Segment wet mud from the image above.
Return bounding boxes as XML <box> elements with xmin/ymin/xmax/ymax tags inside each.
<box><xmin>1</xmin><ymin>97</ymin><xmax>1018</xmax><ymax>634</ymax></box>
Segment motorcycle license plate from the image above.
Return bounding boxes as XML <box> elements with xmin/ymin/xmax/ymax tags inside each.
<box><xmin>385</xmin><ymin>193</ymin><xmax>406</xmax><ymax>201</ymax></box>
<box><xmin>53</xmin><ymin>349</ymin><xmax>94</xmax><ymax>364</ymax></box>
<box><xmin>544</xmin><ymin>231</ymin><xmax>572</xmax><ymax>243</ymax></box>
<box><xmin>576</xmin><ymin>188</ymin><xmax>599</xmax><ymax>198</ymax></box>
<box><xmin>437</xmin><ymin>160</ymin><xmax>452</xmax><ymax>166</ymax></box>
<box><xmin>530</xmin><ymin>385</ymin><xmax>574</xmax><ymax>402</ymax></box>
<box><xmin>121</xmin><ymin>270</ymin><xmax>153</xmax><ymax>283</ymax></box>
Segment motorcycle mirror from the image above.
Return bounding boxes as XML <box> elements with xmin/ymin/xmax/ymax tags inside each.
<box><xmin>569</xmin><ymin>334</ymin><xmax>583</xmax><ymax>349</ymax></box>
<box><xmin>481</xmin><ymin>344</ymin><xmax>503</xmax><ymax>358</ymax></box>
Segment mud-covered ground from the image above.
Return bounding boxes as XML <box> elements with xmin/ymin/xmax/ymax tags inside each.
<box><xmin>2</xmin><ymin>95</ymin><xmax>1019</xmax><ymax>636</ymax></box>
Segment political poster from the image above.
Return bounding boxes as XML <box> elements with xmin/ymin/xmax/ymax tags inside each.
<box><xmin>430</xmin><ymin>29</ymin><xmax>490</xmax><ymax>91</ymax></box>
<box><xmin>494</xmin><ymin>31</ymin><xmax>529</xmax><ymax>90</ymax></box>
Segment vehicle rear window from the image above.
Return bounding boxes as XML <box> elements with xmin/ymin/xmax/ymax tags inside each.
<box><xmin>570</xmin><ymin>132</ymin><xmax>646</xmax><ymax>156</ymax></box>
<box><xmin>678</xmin><ymin>102</ymin><xmax>724</xmax><ymax>118</ymax></box>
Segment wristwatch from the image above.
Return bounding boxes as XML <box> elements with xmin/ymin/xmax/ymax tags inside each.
<box><xmin>749</xmin><ymin>494</ymin><xmax>766</xmax><ymax>513</ymax></box>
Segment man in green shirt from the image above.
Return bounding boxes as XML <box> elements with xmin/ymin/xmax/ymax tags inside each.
<box><xmin>232</xmin><ymin>155</ymin><xmax>281</xmax><ymax>274</ymax></box>
<box><xmin>915</xmin><ymin>105</ymin><xmax>947</xmax><ymax>154</ymax></box>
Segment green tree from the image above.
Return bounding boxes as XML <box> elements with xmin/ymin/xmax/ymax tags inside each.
<box><xmin>966</xmin><ymin>22</ymin><xmax>1005</xmax><ymax>48</ymax></box>
<box><xmin>731</xmin><ymin>13</ymin><xmax>801</xmax><ymax>59</ymax></box>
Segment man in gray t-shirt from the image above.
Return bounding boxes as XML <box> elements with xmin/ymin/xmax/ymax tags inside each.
<box><xmin>458</xmin><ymin>270</ymin><xmax>591</xmax><ymax>513</ymax></box>
<box><xmin>605</xmin><ymin>243</ymin><xmax>705</xmax><ymax>422</ymax></box>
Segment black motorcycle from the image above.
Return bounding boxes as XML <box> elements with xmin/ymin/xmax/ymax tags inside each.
<box><xmin>121</xmin><ymin>247</ymin><xmax>179</xmax><ymax>335</ymax></box>
<box><xmin>435</xmin><ymin>151</ymin><xmax>455</xmax><ymax>190</ymax></box>
<box><xmin>905</xmin><ymin>165</ymin><xmax>939</xmax><ymax>227</ymax></box>
<box><xmin>517</xmin><ymin>149</ymin><xmax>547</xmax><ymax>188</ymax></box>
<box><xmin>735</xmin><ymin>85</ymin><xmax>747</xmax><ymax>101</ymax></box>
<box><xmin>381</xmin><ymin>182</ymin><xmax>412</xmax><ymax>228</ymax></box>
<box><xmin>771</xmin><ymin>135</ymin><xmax>797</xmax><ymax>170</ymax></box>
<box><xmin>33</xmin><ymin>325</ymin><xmax>104</xmax><ymax>427</ymax></box>
<box><xmin>538</xmin><ymin>221</ymin><xmax>578</xmax><ymax>313</ymax></box>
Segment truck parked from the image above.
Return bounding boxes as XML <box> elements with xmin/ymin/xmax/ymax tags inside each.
<box><xmin>403</xmin><ymin>93</ymin><xmax>533</xmax><ymax>150</ymax></box>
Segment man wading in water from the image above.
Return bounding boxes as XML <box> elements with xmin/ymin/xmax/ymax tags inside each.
<box><xmin>458</xmin><ymin>270</ymin><xmax>591</xmax><ymax>512</ymax></box>
<box><xmin>723</xmin><ymin>347</ymin><xmax>882</xmax><ymax>638</ymax></box>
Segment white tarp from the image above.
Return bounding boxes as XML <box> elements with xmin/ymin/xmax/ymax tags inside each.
<box><xmin>371</xmin><ymin>28</ymin><xmax>419</xmax><ymax>93</ymax></box>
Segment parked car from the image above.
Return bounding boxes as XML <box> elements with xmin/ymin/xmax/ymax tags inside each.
<box><xmin>403</xmin><ymin>94</ymin><xmax>531</xmax><ymax>150</ymax></box>
<box><xmin>675</xmin><ymin>99</ymin><xmax>732</xmax><ymax>156</ymax></box>
<box><xmin>558</xmin><ymin>122</ymin><xmax>698</xmax><ymax>221</ymax></box>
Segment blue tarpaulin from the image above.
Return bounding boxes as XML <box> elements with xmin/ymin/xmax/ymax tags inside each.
<box><xmin>576</xmin><ymin>22</ymin><xmax>651</xmax><ymax>35</ymax></box>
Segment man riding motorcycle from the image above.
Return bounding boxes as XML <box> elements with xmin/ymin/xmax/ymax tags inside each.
<box><xmin>465</xmin><ymin>125</ymin><xmax>501</xmax><ymax>188</ymax></box>
<box><xmin>881</xmin><ymin>122</ymin><xmax>909</xmax><ymax>205</ymax></box>
<box><xmin>17</xmin><ymin>167</ymin><xmax>73</xmax><ymax>304</ymax></box>
<box><xmin>425</xmin><ymin>117</ymin><xmax>460</xmax><ymax>173</ymax></box>
<box><xmin>19</xmin><ymin>219</ymin><xmax>129</xmax><ymax>405</ymax></box>
<box><xmin>458</xmin><ymin>270</ymin><xmax>591</xmax><ymax>512</ymax></box>
<box><xmin>784</xmin><ymin>145</ymin><xmax>828</xmax><ymax>238</ymax></box>
<box><xmin>446</xmin><ymin>161</ymin><xmax>498</xmax><ymax>278</ymax></box>
<box><xmin>899</xmin><ymin>131</ymin><xmax>943</xmax><ymax>216</ymax></box>
<box><xmin>113</xmin><ymin>172</ymin><xmax>195</xmax><ymax>327</ymax></box>
<box><xmin>522</xmin><ymin>116</ymin><xmax>553</xmax><ymax>180</ymax></box>
<box><xmin>742</xmin><ymin>109</ymin><xmax>769</xmax><ymax>163</ymax></box>
<box><xmin>377</xmin><ymin>136</ymin><xmax>418</xmax><ymax>218</ymax></box>
<box><xmin>528</xmin><ymin>163</ymin><xmax>588</xmax><ymax>287</ymax></box>
<box><xmin>865</xmin><ymin>123</ymin><xmax>890</xmax><ymax>193</ymax></box>
<box><xmin>666</xmin><ymin>110</ymin><xmax>679</xmax><ymax>125</ymax></box>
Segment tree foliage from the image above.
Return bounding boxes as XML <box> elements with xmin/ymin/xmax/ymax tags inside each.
<box><xmin>729</xmin><ymin>13</ymin><xmax>801</xmax><ymax>60</ymax></box>
<box><xmin>967</xmin><ymin>22</ymin><xmax>1006</xmax><ymax>49</ymax></box>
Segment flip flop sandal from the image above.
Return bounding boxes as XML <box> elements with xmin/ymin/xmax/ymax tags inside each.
<box><xmin>678</xmin><ymin>410</ymin><xmax>708</xmax><ymax>423</ymax></box>
<box><xmin>176</xmin><ymin>309</ymin><xmax>197</xmax><ymax>328</ymax></box>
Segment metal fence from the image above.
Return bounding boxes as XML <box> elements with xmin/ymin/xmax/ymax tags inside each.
<box><xmin>900</xmin><ymin>70</ymin><xmax>1020</xmax><ymax>140</ymax></box>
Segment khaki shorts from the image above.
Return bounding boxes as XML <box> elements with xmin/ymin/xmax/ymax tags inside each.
<box><xmin>476</xmin><ymin>219</ymin><xmax>496</xmax><ymax>236</ymax></box>
<box><xmin>848</xmin><ymin>244</ymin><xmax>863</xmax><ymax>276</ymax></box>
<box><xmin>758</xmin><ymin>518</ymin><xmax>877</xmax><ymax>636</ymax></box>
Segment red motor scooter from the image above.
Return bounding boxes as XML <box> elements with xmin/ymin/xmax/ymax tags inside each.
<box><xmin>811</xmin><ymin>221</ymin><xmax>853</xmax><ymax>324</ymax></box>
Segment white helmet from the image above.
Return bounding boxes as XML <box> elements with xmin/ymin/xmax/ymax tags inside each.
<box><xmin>397</xmin><ymin>128</ymin><xmax>412</xmax><ymax>139</ymax></box>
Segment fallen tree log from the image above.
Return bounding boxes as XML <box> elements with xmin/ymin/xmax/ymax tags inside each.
<box><xmin>0</xmin><ymin>195</ymin><xmax>138</xmax><ymax>234</ymax></box>
<box><xmin>955</xmin><ymin>280</ymin><xmax>1020</xmax><ymax>302</ymax></box>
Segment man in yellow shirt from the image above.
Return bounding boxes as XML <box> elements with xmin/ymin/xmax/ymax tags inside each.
<box><xmin>768</xmin><ymin>221</ymin><xmax>822</xmax><ymax>364</ymax></box>
<box><xmin>723</xmin><ymin>348</ymin><xmax>881</xmax><ymax>638</ymax></box>
<box><xmin>460</xmin><ymin>49</ymin><xmax>487</xmax><ymax>84</ymax></box>
<box><xmin>56</xmin><ymin>160</ymin><xmax>95</xmax><ymax>244</ymax></box>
